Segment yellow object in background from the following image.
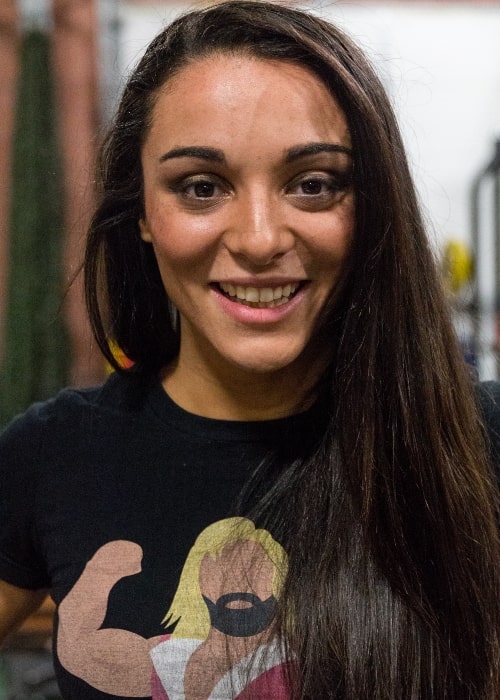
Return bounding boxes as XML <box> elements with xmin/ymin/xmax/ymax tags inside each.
<box><xmin>442</xmin><ymin>240</ymin><xmax>473</xmax><ymax>294</ymax></box>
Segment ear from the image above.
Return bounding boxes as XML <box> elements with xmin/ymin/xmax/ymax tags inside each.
<box><xmin>139</xmin><ymin>218</ymin><xmax>153</xmax><ymax>243</ymax></box>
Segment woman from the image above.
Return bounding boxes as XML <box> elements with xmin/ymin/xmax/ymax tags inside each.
<box><xmin>0</xmin><ymin>2</ymin><xmax>498</xmax><ymax>698</ymax></box>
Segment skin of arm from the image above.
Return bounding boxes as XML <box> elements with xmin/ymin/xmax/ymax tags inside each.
<box><xmin>0</xmin><ymin>579</ymin><xmax>48</xmax><ymax>642</ymax></box>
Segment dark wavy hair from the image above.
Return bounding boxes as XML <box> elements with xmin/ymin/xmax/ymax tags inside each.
<box><xmin>84</xmin><ymin>2</ymin><xmax>499</xmax><ymax>697</ymax></box>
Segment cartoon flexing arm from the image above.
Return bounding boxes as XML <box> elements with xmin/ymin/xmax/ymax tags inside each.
<box><xmin>57</xmin><ymin>540</ymin><xmax>161</xmax><ymax>697</ymax></box>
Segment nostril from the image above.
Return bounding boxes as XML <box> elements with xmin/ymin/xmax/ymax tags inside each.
<box><xmin>226</xmin><ymin>246</ymin><xmax>290</xmax><ymax>268</ymax></box>
<box><xmin>223</xmin><ymin>221</ymin><xmax>294</xmax><ymax>265</ymax></box>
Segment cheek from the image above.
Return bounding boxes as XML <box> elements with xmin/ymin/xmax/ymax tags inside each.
<box><xmin>295</xmin><ymin>194</ymin><xmax>355</xmax><ymax>260</ymax></box>
<box><xmin>148</xmin><ymin>229</ymin><xmax>211</xmax><ymax>273</ymax></box>
<box><xmin>304</xmin><ymin>223</ymin><xmax>354</xmax><ymax>271</ymax></box>
<box><xmin>144</xmin><ymin>201</ymin><xmax>224</xmax><ymax>266</ymax></box>
<box><xmin>320</xmin><ymin>198</ymin><xmax>355</xmax><ymax>262</ymax></box>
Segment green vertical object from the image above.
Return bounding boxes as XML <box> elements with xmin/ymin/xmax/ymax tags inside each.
<box><xmin>0</xmin><ymin>30</ymin><xmax>68</xmax><ymax>428</ymax></box>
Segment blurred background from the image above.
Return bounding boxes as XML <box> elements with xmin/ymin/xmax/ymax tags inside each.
<box><xmin>0</xmin><ymin>0</ymin><xmax>499</xmax><ymax>696</ymax></box>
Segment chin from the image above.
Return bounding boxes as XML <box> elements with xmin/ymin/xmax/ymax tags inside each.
<box><xmin>226</xmin><ymin>351</ymin><xmax>305</xmax><ymax>377</ymax></box>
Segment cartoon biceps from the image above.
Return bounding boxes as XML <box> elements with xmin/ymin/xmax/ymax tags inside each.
<box><xmin>57</xmin><ymin>540</ymin><xmax>154</xmax><ymax>697</ymax></box>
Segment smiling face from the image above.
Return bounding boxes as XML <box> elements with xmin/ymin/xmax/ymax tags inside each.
<box><xmin>140</xmin><ymin>53</ymin><xmax>354</xmax><ymax>416</ymax></box>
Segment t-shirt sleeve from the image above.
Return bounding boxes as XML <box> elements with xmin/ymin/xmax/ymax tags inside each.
<box><xmin>0</xmin><ymin>406</ymin><xmax>51</xmax><ymax>589</ymax></box>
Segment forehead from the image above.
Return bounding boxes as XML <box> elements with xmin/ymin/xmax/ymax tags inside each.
<box><xmin>144</xmin><ymin>53</ymin><xmax>351</xmax><ymax>156</ymax></box>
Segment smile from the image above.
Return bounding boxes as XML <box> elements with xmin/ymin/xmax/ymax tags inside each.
<box><xmin>218</xmin><ymin>282</ymin><xmax>301</xmax><ymax>308</ymax></box>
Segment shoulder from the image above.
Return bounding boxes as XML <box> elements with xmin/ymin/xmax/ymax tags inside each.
<box><xmin>475</xmin><ymin>381</ymin><xmax>500</xmax><ymax>432</ymax></box>
<box><xmin>475</xmin><ymin>381</ymin><xmax>500</xmax><ymax>476</ymax></box>
<box><xmin>475</xmin><ymin>380</ymin><xmax>500</xmax><ymax>409</ymax></box>
<box><xmin>0</xmin><ymin>372</ymin><xmax>153</xmax><ymax>452</ymax></box>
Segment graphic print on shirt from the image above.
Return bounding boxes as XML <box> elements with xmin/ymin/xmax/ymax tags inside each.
<box><xmin>57</xmin><ymin>518</ymin><xmax>290</xmax><ymax>699</ymax></box>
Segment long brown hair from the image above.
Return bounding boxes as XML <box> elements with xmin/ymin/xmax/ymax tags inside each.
<box><xmin>84</xmin><ymin>2</ymin><xmax>499</xmax><ymax>697</ymax></box>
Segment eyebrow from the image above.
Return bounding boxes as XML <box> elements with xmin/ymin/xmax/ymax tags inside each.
<box><xmin>158</xmin><ymin>142</ymin><xmax>352</xmax><ymax>165</ymax></box>
<box><xmin>159</xmin><ymin>146</ymin><xmax>225</xmax><ymax>163</ymax></box>
<box><xmin>285</xmin><ymin>143</ymin><xmax>352</xmax><ymax>162</ymax></box>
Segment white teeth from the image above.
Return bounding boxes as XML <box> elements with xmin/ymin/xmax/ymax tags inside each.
<box><xmin>259</xmin><ymin>288</ymin><xmax>274</xmax><ymax>302</ymax></box>
<box><xmin>245</xmin><ymin>287</ymin><xmax>260</xmax><ymax>303</ymax></box>
<box><xmin>219</xmin><ymin>282</ymin><xmax>299</xmax><ymax>306</ymax></box>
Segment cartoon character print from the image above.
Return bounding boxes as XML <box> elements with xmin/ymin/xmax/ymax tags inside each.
<box><xmin>150</xmin><ymin>518</ymin><xmax>289</xmax><ymax>699</ymax></box>
<box><xmin>57</xmin><ymin>518</ymin><xmax>290</xmax><ymax>698</ymax></box>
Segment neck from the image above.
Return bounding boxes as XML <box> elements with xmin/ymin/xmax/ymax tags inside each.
<box><xmin>161</xmin><ymin>354</ymin><xmax>321</xmax><ymax>421</ymax></box>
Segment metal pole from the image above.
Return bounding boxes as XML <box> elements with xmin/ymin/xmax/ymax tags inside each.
<box><xmin>97</xmin><ymin>0</ymin><xmax>121</xmax><ymax>127</ymax></box>
<box><xmin>470</xmin><ymin>171</ymin><xmax>481</xmax><ymax>365</ymax></box>
<box><xmin>470</xmin><ymin>140</ymin><xmax>500</xmax><ymax>380</ymax></box>
<box><xmin>494</xmin><ymin>144</ymin><xmax>500</xmax><ymax>375</ymax></box>
<box><xmin>19</xmin><ymin>0</ymin><xmax>52</xmax><ymax>31</ymax></box>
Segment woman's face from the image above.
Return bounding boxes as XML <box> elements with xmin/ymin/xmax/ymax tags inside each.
<box><xmin>140</xmin><ymin>54</ymin><xmax>354</xmax><ymax>383</ymax></box>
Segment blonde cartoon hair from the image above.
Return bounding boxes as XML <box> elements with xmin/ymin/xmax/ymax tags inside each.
<box><xmin>163</xmin><ymin>517</ymin><xmax>288</xmax><ymax>640</ymax></box>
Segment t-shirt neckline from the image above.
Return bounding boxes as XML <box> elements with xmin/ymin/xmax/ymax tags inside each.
<box><xmin>147</xmin><ymin>376</ymin><xmax>320</xmax><ymax>443</ymax></box>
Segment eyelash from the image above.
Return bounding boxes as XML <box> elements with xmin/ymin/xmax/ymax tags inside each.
<box><xmin>169</xmin><ymin>171</ymin><xmax>351</xmax><ymax>207</ymax></box>
<box><xmin>169</xmin><ymin>176</ymin><xmax>229</xmax><ymax>202</ymax></box>
<box><xmin>286</xmin><ymin>173</ymin><xmax>350</xmax><ymax>197</ymax></box>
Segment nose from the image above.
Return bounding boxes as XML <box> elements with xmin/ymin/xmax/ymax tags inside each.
<box><xmin>223</xmin><ymin>188</ymin><xmax>294</xmax><ymax>266</ymax></box>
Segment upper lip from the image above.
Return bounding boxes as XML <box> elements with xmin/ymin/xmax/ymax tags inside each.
<box><xmin>212</xmin><ymin>278</ymin><xmax>307</xmax><ymax>288</ymax></box>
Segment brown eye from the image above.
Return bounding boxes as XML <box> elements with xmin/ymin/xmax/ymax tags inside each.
<box><xmin>169</xmin><ymin>174</ymin><xmax>231</xmax><ymax>209</ymax></box>
<box><xmin>193</xmin><ymin>182</ymin><xmax>216</xmax><ymax>198</ymax></box>
<box><xmin>287</xmin><ymin>173</ymin><xmax>341</xmax><ymax>198</ymax></box>
<box><xmin>171</xmin><ymin>176</ymin><xmax>230</xmax><ymax>201</ymax></box>
<box><xmin>285</xmin><ymin>170</ymin><xmax>352</xmax><ymax>212</ymax></box>
<box><xmin>300</xmin><ymin>179</ymin><xmax>324</xmax><ymax>195</ymax></box>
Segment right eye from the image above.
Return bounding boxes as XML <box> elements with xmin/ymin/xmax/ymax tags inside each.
<box><xmin>184</xmin><ymin>181</ymin><xmax>217</xmax><ymax>198</ymax></box>
<box><xmin>171</xmin><ymin>176</ymin><xmax>231</xmax><ymax>204</ymax></box>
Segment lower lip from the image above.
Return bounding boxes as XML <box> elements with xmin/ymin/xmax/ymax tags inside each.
<box><xmin>212</xmin><ymin>284</ymin><xmax>308</xmax><ymax>325</ymax></box>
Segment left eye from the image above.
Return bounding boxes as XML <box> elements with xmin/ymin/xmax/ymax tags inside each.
<box><xmin>287</xmin><ymin>174</ymin><xmax>341</xmax><ymax>197</ymax></box>
<box><xmin>297</xmin><ymin>179</ymin><xmax>329</xmax><ymax>195</ymax></box>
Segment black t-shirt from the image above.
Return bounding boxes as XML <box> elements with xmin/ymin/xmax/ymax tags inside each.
<box><xmin>0</xmin><ymin>373</ymin><xmax>315</xmax><ymax>699</ymax></box>
<box><xmin>0</xmin><ymin>374</ymin><xmax>498</xmax><ymax>699</ymax></box>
